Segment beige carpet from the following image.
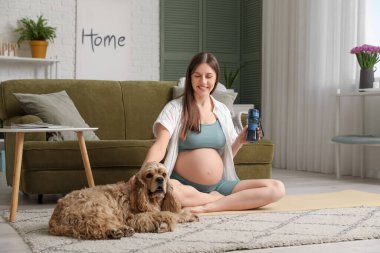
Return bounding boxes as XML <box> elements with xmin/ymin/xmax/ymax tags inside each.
<box><xmin>202</xmin><ymin>190</ymin><xmax>380</xmax><ymax>216</ymax></box>
<box><xmin>2</xmin><ymin>190</ymin><xmax>380</xmax><ymax>252</ymax></box>
<box><xmin>2</xmin><ymin>206</ymin><xmax>380</xmax><ymax>253</ymax></box>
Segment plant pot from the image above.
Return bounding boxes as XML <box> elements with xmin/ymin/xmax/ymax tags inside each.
<box><xmin>29</xmin><ymin>40</ymin><xmax>49</xmax><ymax>58</ymax></box>
<box><xmin>359</xmin><ymin>68</ymin><xmax>375</xmax><ymax>89</ymax></box>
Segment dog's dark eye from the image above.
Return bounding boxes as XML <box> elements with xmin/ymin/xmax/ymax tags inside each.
<box><xmin>146</xmin><ymin>173</ymin><xmax>153</xmax><ymax>178</ymax></box>
<box><xmin>162</xmin><ymin>172</ymin><xmax>167</xmax><ymax>177</ymax></box>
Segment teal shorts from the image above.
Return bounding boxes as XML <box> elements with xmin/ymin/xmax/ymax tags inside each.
<box><xmin>170</xmin><ymin>171</ymin><xmax>239</xmax><ymax>196</ymax></box>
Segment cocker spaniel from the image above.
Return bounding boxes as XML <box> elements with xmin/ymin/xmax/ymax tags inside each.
<box><xmin>49</xmin><ymin>161</ymin><xmax>198</xmax><ymax>239</ymax></box>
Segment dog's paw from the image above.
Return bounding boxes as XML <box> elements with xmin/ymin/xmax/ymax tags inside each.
<box><xmin>156</xmin><ymin>222</ymin><xmax>172</xmax><ymax>233</ymax></box>
<box><xmin>188</xmin><ymin>213</ymin><xmax>199</xmax><ymax>222</ymax></box>
<box><xmin>121</xmin><ymin>225</ymin><xmax>135</xmax><ymax>237</ymax></box>
<box><xmin>106</xmin><ymin>228</ymin><xmax>125</xmax><ymax>239</ymax></box>
<box><xmin>178</xmin><ymin>209</ymin><xmax>200</xmax><ymax>223</ymax></box>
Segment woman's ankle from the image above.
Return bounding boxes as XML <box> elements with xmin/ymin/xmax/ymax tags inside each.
<box><xmin>209</xmin><ymin>191</ymin><xmax>224</xmax><ymax>201</ymax></box>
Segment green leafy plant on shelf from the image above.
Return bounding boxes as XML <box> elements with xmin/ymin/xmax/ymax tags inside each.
<box><xmin>15</xmin><ymin>15</ymin><xmax>56</xmax><ymax>46</ymax></box>
<box><xmin>14</xmin><ymin>15</ymin><xmax>57</xmax><ymax>58</ymax></box>
<box><xmin>223</xmin><ymin>63</ymin><xmax>245</xmax><ymax>89</ymax></box>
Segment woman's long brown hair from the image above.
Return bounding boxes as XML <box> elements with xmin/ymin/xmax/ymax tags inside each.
<box><xmin>180</xmin><ymin>52</ymin><xmax>220</xmax><ymax>140</ymax></box>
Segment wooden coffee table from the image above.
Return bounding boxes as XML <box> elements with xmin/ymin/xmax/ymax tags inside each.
<box><xmin>0</xmin><ymin>125</ymin><xmax>98</xmax><ymax>222</ymax></box>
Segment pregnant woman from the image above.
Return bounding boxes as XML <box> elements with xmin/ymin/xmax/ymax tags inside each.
<box><xmin>143</xmin><ymin>52</ymin><xmax>285</xmax><ymax>213</ymax></box>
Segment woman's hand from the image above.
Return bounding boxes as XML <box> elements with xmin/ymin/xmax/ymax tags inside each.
<box><xmin>237</xmin><ymin>125</ymin><xmax>248</xmax><ymax>146</ymax></box>
<box><xmin>232</xmin><ymin>125</ymin><xmax>248</xmax><ymax>156</ymax></box>
<box><xmin>143</xmin><ymin>123</ymin><xmax>170</xmax><ymax>164</ymax></box>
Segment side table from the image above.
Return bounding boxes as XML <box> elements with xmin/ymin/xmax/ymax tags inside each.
<box><xmin>0</xmin><ymin>126</ymin><xmax>98</xmax><ymax>222</ymax></box>
<box><xmin>332</xmin><ymin>90</ymin><xmax>380</xmax><ymax>179</ymax></box>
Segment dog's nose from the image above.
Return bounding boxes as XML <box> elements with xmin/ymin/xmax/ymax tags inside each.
<box><xmin>156</xmin><ymin>177</ymin><xmax>164</xmax><ymax>184</ymax></box>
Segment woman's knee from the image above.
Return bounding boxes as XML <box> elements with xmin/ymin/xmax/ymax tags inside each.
<box><xmin>170</xmin><ymin>179</ymin><xmax>185</xmax><ymax>200</ymax></box>
<box><xmin>170</xmin><ymin>179</ymin><xmax>197</xmax><ymax>201</ymax></box>
<box><xmin>270</xmin><ymin>179</ymin><xmax>286</xmax><ymax>201</ymax></box>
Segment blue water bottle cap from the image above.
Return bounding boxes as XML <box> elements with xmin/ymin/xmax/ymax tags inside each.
<box><xmin>248</xmin><ymin>108</ymin><xmax>259</xmax><ymax>118</ymax></box>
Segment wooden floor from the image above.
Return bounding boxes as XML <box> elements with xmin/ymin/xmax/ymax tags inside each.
<box><xmin>1</xmin><ymin>169</ymin><xmax>380</xmax><ymax>253</ymax></box>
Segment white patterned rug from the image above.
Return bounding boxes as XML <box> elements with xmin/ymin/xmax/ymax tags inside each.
<box><xmin>2</xmin><ymin>207</ymin><xmax>380</xmax><ymax>253</ymax></box>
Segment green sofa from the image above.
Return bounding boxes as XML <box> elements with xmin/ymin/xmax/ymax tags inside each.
<box><xmin>0</xmin><ymin>79</ymin><xmax>274</xmax><ymax>197</ymax></box>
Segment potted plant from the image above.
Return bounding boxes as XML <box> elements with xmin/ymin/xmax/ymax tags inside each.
<box><xmin>350</xmin><ymin>44</ymin><xmax>380</xmax><ymax>89</ymax></box>
<box><xmin>15</xmin><ymin>15</ymin><xmax>57</xmax><ymax>58</ymax></box>
<box><xmin>223</xmin><ymin>63</ymin><xmax>244</xmax><ymax>90</ymax></box>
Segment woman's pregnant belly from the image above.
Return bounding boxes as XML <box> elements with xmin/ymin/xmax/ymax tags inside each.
<box><xmin>174</xmin><ymin>148</ymin><xmax>224</xmax><ymax>185</ymax></box>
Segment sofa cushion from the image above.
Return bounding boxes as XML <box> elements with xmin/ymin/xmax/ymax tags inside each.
<box><xmin>20</xmin><ymin>169</ymin><xmax>140</xmax><ymax>194</ymax></box>
<box><xmin>236</xmin><ymin>164</ymin><xmax>272</xmax><ymax>179</ymax></box>
<box><xmin>22</xmin><ymin>140</ymin><xmax>155</xmax><ymax>170</ymax></box>
<box><xmin>0</xmin><ymin>79</ymin><xmax>126</xmax><ymax>140</ymax></box>
<box><xmin>21</xmin><ymin>139</ymin><xmax>273</xmax><ymax>169</ymax></box>
<box><xmin>13</xmin><ymin>90</ymin><xmax>99</xmax><ymax>141</ymax></box>
<box><xmin>120</xmin><ymin>81</ymin><xmax>177</xmax><ymax>139</ymax></box>
<box><xmin>234</xmin><ymin>139</ymin><xmax>274</xmax><ymax>164</ymax></box>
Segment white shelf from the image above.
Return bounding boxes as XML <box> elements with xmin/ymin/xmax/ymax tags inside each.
<box><xmin>0</xmin><ymin>55</ymin><xmax>60</xmax><ymax>79</ymax></box>
<box><xmin>337</xmin><ymin>89</ymin><xmax>380</xmax><ymax>96</ymax></box>
<box><xmin>0</xmin><ymin>55</ymin><xmax>59</xmax><ymax>63</ymax></box>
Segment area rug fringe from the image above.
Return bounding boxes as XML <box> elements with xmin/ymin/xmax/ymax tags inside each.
<box><xmin>2</xmin><ymin>206</ymin><xmax>380</xmax><ymax>253</ymax></box>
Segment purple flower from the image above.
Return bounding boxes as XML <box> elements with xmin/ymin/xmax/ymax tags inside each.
<box><xmin>350</xmin><ymin>44</ymin><xmax>380</xmax><ymax>69</ymax></box>
<box><xmin>351</xmin><ymin>44</ymin><xmax>380</xmax><ymax>54</ymax></box>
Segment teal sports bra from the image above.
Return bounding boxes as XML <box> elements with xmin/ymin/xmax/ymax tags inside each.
<box><xmin>178</xmin><ymin>120</ymin><xmax>226</xmax><ymax>152</ymax></box>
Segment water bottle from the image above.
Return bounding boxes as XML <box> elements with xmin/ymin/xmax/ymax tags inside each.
<box><xmin>246</xmin><ymin>108</ymin><xmax>260</xmax><ymax>142</ymax></box>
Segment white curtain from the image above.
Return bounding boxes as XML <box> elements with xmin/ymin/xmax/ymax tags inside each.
<box><xmin>262</xmin><ymin>0</ymin><xmax>366</xmax><ymax>175</ymax></box>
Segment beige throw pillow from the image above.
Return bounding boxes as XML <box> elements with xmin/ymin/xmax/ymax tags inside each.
<box><xmin>13</xmin><ymin>90</ymin><xmax>99</xmax><ymax>141</ymax></box>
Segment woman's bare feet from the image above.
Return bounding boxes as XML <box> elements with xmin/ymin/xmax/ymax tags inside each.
<box><xmin>182</xmin><ymin>191</ymin><xmax>224</xmax><ymax>213</ymax></box>
<box><xmin>187</xmin><ymin>205</ymin><xmax>208</xmax><ymax>214</ymax></box>
<box><xmin>209</xmin><ymin>191</ymin><xmax>224</xmax><ymax>200</ymax></box>
<box><xmin>186</xmin><ymin>192</ymin><xmax>224</xmax><ymax>213</ymax></box>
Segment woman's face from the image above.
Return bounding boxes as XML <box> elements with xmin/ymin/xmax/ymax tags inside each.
<box><xmin>191</xmin><ymin>63</ymin><xmax>217</xmax><ymax>98</ymax></box>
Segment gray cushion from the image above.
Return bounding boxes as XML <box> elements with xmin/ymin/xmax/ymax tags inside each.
<box><xmin>13</xmin><ymin>91</ymin><xmax>99</xmax><ymax>141</ymax></box>
<box><xmin>172</xmin><ymin>86</ymin><xmax>238</xmax><ymax>115</ymax></box>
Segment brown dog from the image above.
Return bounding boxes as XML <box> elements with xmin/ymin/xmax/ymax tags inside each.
<box><xmin>48</xmin><ymin>161</ymin><xmax>198</xmax><ymax>239</ymax></box>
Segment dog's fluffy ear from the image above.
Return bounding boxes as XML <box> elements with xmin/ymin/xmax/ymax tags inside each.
<box><xmin>129</xmin><ymin>175</ymin><xmax>149</xmax><ymax>212</ymax></box>
<box><xmin>161</xmin><ymin>180</ymin><xmax>181</xmax><ymax>212</ymax></box>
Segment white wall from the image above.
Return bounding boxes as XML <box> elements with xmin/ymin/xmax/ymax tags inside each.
<box><xmin>0</xmin><ymin>0</ymin><xmax>159</xmax><ymax>81</ymax></box>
